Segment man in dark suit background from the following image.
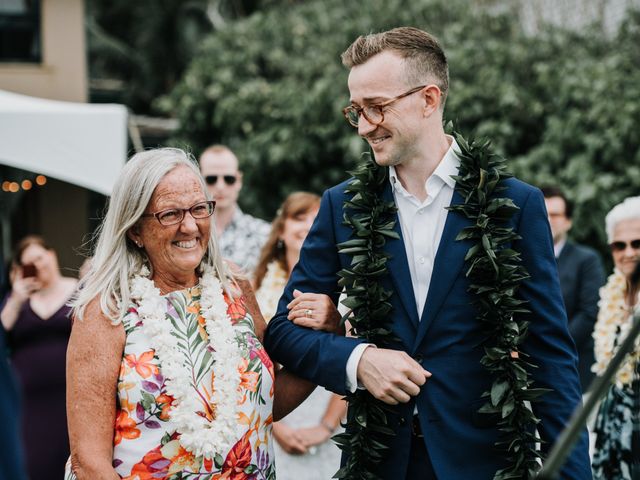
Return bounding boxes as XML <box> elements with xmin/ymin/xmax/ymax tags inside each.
<box><xmin>542</xmin><ymin>186</ymin><xmax>605</xmax><ymax>392</ymax></box>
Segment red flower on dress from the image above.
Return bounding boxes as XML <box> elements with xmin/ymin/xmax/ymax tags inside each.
<box><xmin>124</xmin><ymin>350</ymin><xmax>159</xmax><ymax>379</ymax></box>
<box><xmin>114</xmin><ymin>409</ymin><xmax>141</xmax><ymax>445</ymax></box>
<box><xmin>221</xmin><ymin>431</ymin><xmax>253</xmax><ymax>480</ymax></box>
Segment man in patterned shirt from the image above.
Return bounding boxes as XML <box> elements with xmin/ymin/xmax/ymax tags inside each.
<box><xmin>199</xmin><ymin>144</ymin><xmax>270</xmax><ymax>273</ymax></box>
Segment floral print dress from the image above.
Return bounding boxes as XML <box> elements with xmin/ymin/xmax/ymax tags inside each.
<box><xmin>65</xmin><ymin>286</ymin><xmax>275</xmax><ymax>480</ymax></box>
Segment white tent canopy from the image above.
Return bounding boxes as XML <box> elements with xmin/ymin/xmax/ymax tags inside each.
<box><xmin>0</xmin><ymin>89</ymin><xmax>127</xmax><ymax>195</ymax></box>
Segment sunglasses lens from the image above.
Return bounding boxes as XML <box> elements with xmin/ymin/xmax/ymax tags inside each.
<box><xmin>610</xmin><ymin>240</ymin><xmax>640</xmax><ymax>251</ymax></box>
<box><xmin>205</xmin><ymin>175</ymin><xmax>217</xmax><ymax>185</ymax></box>
<box><xmin>223</xmin><ymin>175</ymin><xmax>237</xmax><ymax>185</ymax></box>
<box><xmin>610</xmin><ymin>242</ymin><xmax>626</xmax><ymax>251</ymax></box>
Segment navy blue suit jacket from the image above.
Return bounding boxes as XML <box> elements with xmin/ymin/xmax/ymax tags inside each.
<box><xmin>557</xmin><ymin>241</ymin><xmax>605</xmax><ymax>391</ymax></box>
<box><xmin>264</xmin><ymin>176</ymin><xmax>592</xmax><ymax>479</ymax></box>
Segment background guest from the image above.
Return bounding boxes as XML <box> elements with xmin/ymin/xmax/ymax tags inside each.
<box><xmin>1</xmin><ymin>235</ymin><xmax>77</xmax><ymax>480</ymax></box>
<box><xmin>591</xmin><ymin>196</ymin><xmax>640</xmax><ymax>479</ymax></box>
<box><xmin>254</xmin><ymin>191</ymin><xmax>346</xmax><ymax>480</ymax></box>
<box><xmin>199</xmin><ymin>144</ymin><xmax>270</xmax><ymax>274</ymax></box>
<box><xmin>542</xmin><ymin>186</ymin><xmax>606</xmax><ymax>392</ymax></box>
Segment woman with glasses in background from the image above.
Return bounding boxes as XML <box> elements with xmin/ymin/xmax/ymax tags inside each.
<box><xmin>591</xmin><ymin>196</ymin><xmax>640</xmax><ymax>479</ymax></box>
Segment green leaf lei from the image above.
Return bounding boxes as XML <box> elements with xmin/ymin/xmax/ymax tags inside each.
<box><xmin>334</xmin><ymin>151</ymin><xmax>399</xmax><ymax>480</ymax></box>
<box><xmin>335</xmin><ymin>131</ymin><xmax>548</xmax><ymax>480</ymax></box>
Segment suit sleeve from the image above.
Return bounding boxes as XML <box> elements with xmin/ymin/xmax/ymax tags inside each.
<box><xmin>514</xmin><ymin>188</ymin><xmax>592</xmax><ymax>479</ymax></box>
<box><xmin>263</xmin><ymin>189</ymin><xmax>364</xmax><ymax>395</ymax></box>
<box><xmin>568</xmin><ymin>250</ymin><xmax>605</xmax><ymax>347</ymax></box>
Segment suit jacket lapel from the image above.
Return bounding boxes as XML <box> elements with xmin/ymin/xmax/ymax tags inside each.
<box><xmin>414</xmin><ymin>189</ymin><xmax>472</xmax><ymax>350</ymax></box>
<box><xmin>381</xmin><ymin>182</ymin><xmax>420</xmax><ymax>330</ymax></box>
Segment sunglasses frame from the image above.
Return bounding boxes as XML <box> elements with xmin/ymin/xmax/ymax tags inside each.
<box><xmin>609</xmin><ymin>239</ymin><xmax>640</xmax><ymax>252</ymax></box>
<box><xmin>205</xmin><ymin>175</ymin><xmax>237</xmax><ymax>186</ymax></box>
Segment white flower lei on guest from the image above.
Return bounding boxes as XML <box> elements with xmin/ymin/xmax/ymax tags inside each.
<box><xmin>254</xmin><ymin>261</ymin><xmax>288</xmax><ymax>323</ymax></box>
<box><xmin>130</xmin><ymin>265</ymin><xmax>242</xmax><ymax>459</ymax></box>
<box><xmin>592</xmin><ymin>269</ymin><xmax>639</xmax><ymax>388</ymax></box>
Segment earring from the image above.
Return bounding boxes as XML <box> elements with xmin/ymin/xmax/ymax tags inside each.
<box><xmin>136</xmin><ymin>241</ymin><xmax>143</xmax><ymax>248</ymax></box>
<box><xmin>277</xmin><ymin>239</ymin><xmax>284</xmax><ymax>250</ymax></box>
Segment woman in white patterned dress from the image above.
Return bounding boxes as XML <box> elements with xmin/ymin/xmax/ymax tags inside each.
<box><xmin>254</xmin><ymin>192</ymin><xmax>347</xmax><ymax>480</ymax></box>
<box><xmin>64</xmin><ymin>149</ymin><xmax>338</xmax><ymax>480</ymax></box>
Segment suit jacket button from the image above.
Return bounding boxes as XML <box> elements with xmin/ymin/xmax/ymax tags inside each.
<box><xmin>399</xmin><ymin>417</ymin><xmax>406</xmax><ymax>425</ymax></box>
<box><xmin>414</xmin><ymin>354</ymin><xmax>424</xmax><ymax>363</ymax></box>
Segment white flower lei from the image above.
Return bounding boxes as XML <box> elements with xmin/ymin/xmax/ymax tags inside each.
<box><xmin>254</xmin><ymin>261</ymin><xmax>288</xmax><ymax>323</ymax></box>
<box><xmin>592</xmin><ymin>269</ymin><xmax>639</xmax><ymax>388</ymax></box>
<box><xmin>130</xmin><ymin>265</ymin><xmax>242</xmax><ymax>459</ymax></box>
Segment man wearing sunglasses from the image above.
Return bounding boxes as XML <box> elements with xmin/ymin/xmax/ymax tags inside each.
<box><xmin>264</xmin><ymin>27</ymin><xmax>591</xmax><ymax>479</ymax></box>
<box><xmin>541</xmin><ymin>186</ymin><xmax>605</xmax><ymax>394</ymax></box>
<box><xmin>199</xmin><ymin>144</ymin><xmax>270</xmax><ymax>273</ymax></box>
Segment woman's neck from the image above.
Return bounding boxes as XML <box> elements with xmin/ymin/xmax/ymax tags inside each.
<box><xmin>285</xmin><ymin>249</ymin><xmax>300</xmax><ymax>277</ymax></box>
<box><xmin>152</xmin><ymin>270</ymin><xmax>198</xmax><ymax>295</ymax></box>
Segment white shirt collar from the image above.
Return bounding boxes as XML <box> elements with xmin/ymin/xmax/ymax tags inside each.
<box><xmin>388</xmin><ymin>135</ymin><xmax>461</xmax><ymax>196</ymax></box>
<box><xmin>554</xmin><ymin>238</ymin><xmax>567</xmax><ymax>258</ymax></box>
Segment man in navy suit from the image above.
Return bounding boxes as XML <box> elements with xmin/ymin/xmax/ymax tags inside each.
<box><xmin>264</xmin><ymin>27</ymin><xmax>591</xmax><ymax>479</ymax></box>
<box><xmin>542</xmin><ymin>186</ymin><xmax>605</xmax><ymax>392</ymax></box>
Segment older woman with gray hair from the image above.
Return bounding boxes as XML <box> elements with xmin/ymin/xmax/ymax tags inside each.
<box><xmin>64</xmin><ymin>148</ymin><xmax>338</xmax><ymax>480</ymax></box>
<box><xmin>591</xmin><ymin>195</ymin><xmax>640</xmax><ymax>479</ymax></box>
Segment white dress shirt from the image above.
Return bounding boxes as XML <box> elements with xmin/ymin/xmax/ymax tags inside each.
<box><xmin>345</xmin><ymin>137</ymin><xmax>461</xmax><ymax>391</ymax></box>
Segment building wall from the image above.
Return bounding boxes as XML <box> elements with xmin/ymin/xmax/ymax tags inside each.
<box><xmin>0</xmin><ymin>0</ymin><xmax>90</xmax><ymax>273</ymax></box>
<box><xmin>0</xmin><ymin>0</ymin><xmax>87</xmax><ymax>102</ymax></box>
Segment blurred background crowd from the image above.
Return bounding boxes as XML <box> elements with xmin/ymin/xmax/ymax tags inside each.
<box><xmin>1</xmin><ymin>0</ymin><xmax>639</xmax><ymax>479</ymax></box>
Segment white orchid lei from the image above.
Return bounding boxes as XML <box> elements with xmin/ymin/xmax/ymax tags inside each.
<box><xmin>130</xmin><ymin>265</ymin><xmax>242</xmax><ymax>459</ymax></box>
<box><xmin>592</xmin><ymin>269</ymin><xmax>639</xmax><ymax>388</ymax></box>
<box><xmin>254</xmin><ymin>261</ymin><xmax>288</xmax><ymax>322</ymax></box>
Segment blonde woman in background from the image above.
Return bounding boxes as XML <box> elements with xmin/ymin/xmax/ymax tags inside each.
<box><xmin>254</xmin><ymin>192</ymin><xmax>347</xmax><ymax>480</ymax></box>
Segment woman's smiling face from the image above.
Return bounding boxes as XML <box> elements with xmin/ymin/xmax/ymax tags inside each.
<box><xmin>132</xmin><ymin>165</ymin><xmax>211</xmax><ymax>286</ymax></box>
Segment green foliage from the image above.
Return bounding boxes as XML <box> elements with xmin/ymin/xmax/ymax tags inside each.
<box><xmin>163</xmin><ymin>0</ymin><xmax>640</xmax><ymax>255</ymax></box>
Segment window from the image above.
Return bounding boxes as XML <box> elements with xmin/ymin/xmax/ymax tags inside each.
<box><xmin>0</xmin><ymin>0</ymin><xmax>41</xmax><ymax>63</ymax></box>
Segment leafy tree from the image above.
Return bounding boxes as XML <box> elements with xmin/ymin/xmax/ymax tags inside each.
<box><xmin>163</xmin><ymin>0</ymin><xmax>640</xmax><ymax>258</ymax></box>
<box><xmin>86</xmin><ymin>0</ymin><xmax>303</xmax><ymax>113</ymax></box>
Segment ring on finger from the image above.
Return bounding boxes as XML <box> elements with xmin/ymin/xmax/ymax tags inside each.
<box><xmin>305</xmin><ymin>308</ymin><xmax>313</xmax><ymax>317</ymax></box>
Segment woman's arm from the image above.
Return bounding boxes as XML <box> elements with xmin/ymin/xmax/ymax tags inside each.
<box><xmin>238</xmin><ymin>278</ymin><xmax>316</xmax><ymax>421</ymax></box>
<box><xmin>0</xmin><ymin>266</ymin><xmax>40</xmax><ymax>331</ymax></box>
<box><xmin>67</xmin><ymin>297</ymin><xmax>125</xmax><ymax>480</ymax></box>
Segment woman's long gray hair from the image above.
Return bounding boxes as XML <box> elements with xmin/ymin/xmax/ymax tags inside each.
<box><xmin>71</xmin><ymin>148</ymin><xmax>231</xmax><ymax>323</ymax></box>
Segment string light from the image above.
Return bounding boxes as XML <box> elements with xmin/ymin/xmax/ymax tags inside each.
<box><xmin>0</xmin><ymin>175</ymin><xmax>48</xmax><ymax>193</ymax></box>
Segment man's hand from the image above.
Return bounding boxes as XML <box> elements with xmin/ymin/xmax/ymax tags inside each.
<box><xmin>357</xmin><ymin>348</ymin><xmax>431</xmax><ymax>405</ymax></box>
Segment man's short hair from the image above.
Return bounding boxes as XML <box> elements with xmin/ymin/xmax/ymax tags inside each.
<box><xmin>341</xmin><ymin>26</ymin><xmax>449</xmax><ymax>108</ymax></box>
<box><xmin>541</xmin><ymin>185</ymin><xmax>574</xmax><ymax>219</ymax></box>
<box><xmin>199</xmin><ymin>144</ymin><xmax>237</xmax><ymax>163</ymax></box>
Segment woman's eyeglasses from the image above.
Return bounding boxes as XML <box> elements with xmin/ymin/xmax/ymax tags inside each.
<box><xmin>609</xmin><ymin>239</ymin><xmax>640</xmax><ymax>252</ymax></box>
<box><xmin>141</xmin><ymin>200</ymin><xmax>216</xmax><ymax>226</ymax></box>
<box><xmin>205</xmin><ymin>175</ymin><xmax>237</xmax><ymax>186</ymax></box>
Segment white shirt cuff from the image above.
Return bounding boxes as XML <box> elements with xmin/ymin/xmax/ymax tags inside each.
<box><xmin>345</xmin><ymin>343</ymin><xmax>375</xmax><ymax>393</ymax></box>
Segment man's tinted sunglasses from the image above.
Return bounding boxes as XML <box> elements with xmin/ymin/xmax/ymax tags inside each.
<box><xmin>205</xmin><ymin>175</ymin><xmax>237</xmax><ymax>186</ymax></box>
